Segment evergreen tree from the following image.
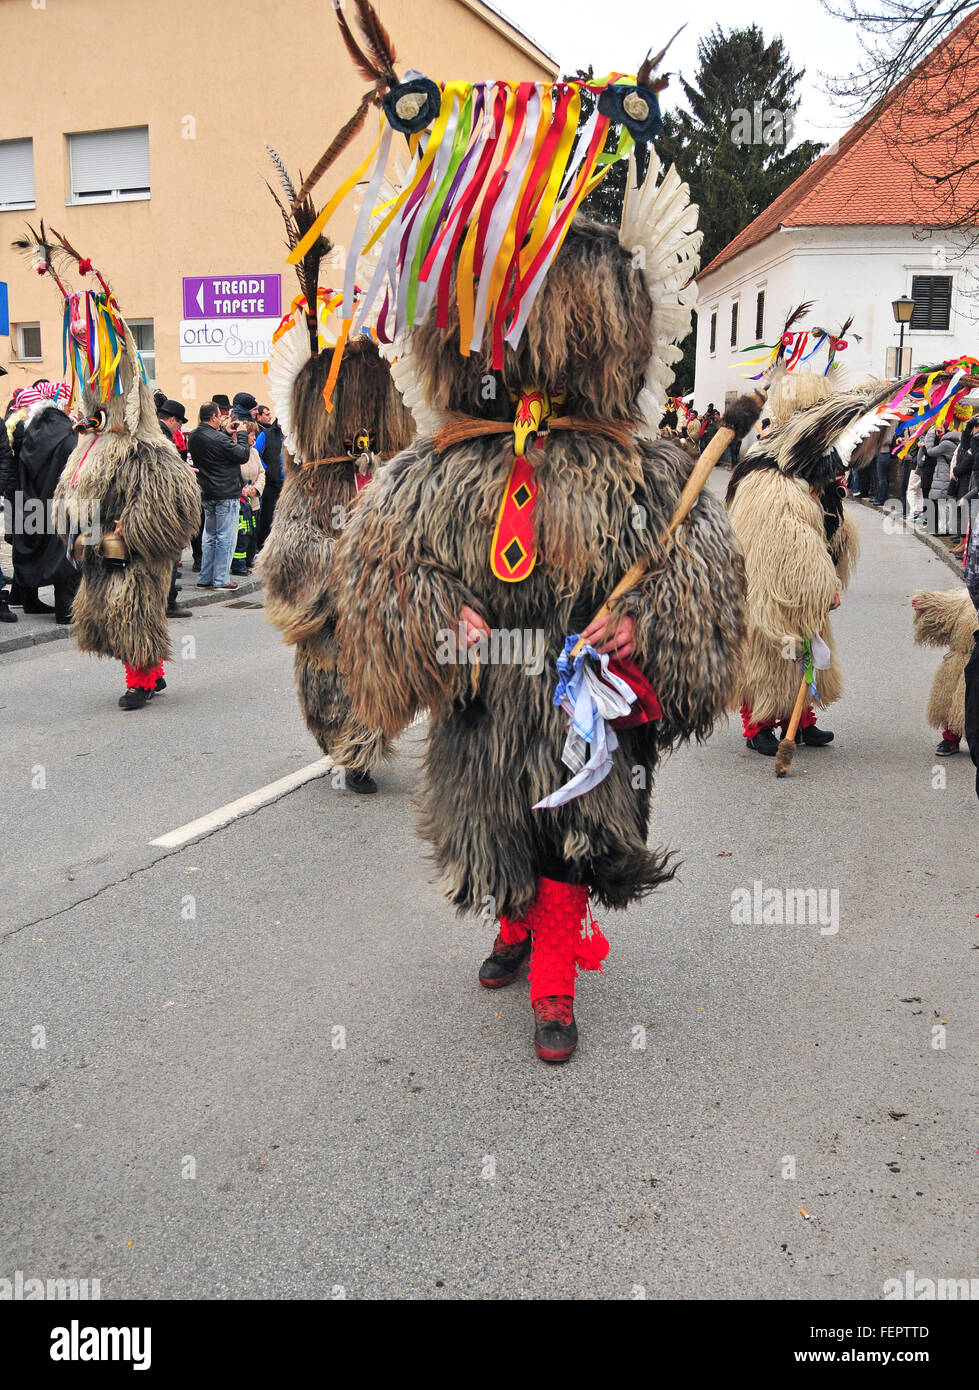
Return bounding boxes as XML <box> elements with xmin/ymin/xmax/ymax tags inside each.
<box><xmin>656</xmin><ymin>26</ymin><xmax>824</xmax><ymax>392</ymax></box>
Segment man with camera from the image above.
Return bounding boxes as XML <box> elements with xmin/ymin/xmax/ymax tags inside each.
<box><xmin>187</xmin><ymin>400</ymin><xmax>250</xmax><ymax>591</ymax></box>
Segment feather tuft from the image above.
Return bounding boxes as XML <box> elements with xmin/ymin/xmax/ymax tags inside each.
<box><xmin>353</xmin><ymin>0</ymin><xmax>398</xmax><ymax>83</ymax></box>
<box><xmin>291</xmin><ymin>90</ymin><xmax>374</xmax><ymax>209</ymax></box>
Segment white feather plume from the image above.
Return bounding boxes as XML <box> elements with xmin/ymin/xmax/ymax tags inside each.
<box><xmin>619</xmin><ymin>149</ymin><xmax>702</xmax><ymax>439</ymax></box>
<box><xmin>265</xmin><ymin>317</ymin><xmax>311</xmax><ymax>461</ymax></box>
<box><xmin>388</xmin><ymin>332</ymin><xmax>447</xmax><ymax>438</ymax></box>
<box><xmin>831</xmin><ymin>406</ymin><xmax>901</xmax><ymax>464</ymax></box>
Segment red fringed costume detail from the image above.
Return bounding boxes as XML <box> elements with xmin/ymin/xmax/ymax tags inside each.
<box><xmin>124</xmin><ymin>661</ymin><xmax>164</xmax><ymax>691</ymax></box>
<box><xmin>740</xmin><ymin>701</ymin><xmax>818</xmax><ymax>737</ymax></box>
<box><xmin>526</xmin><ymin>877</ymin><xmax>609</xmax><ymax>1004</ymax></box>
<box><xmin>941</xmin><ymin>727</ymin><xmax>961</xmax><ymax>745</ymax></box>
<box><xmin>498</xmin><ymin>914</ymin><xmax>530</xmax><ymax>945</ymax></box>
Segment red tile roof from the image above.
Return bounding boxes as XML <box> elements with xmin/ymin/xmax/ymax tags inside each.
<box><xmin>698</xmin><ymin>10</ymin><xmax>979</xmax><ymax>281</ymax></box>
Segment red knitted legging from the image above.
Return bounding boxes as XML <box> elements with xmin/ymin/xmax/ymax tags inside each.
<box><xmin>124</xmin><ymin>661</ymin><xmax>164</xmax><ymax>690</ymax></box>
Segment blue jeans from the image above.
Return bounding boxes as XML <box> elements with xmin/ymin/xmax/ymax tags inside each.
<box><xmin>199</xmin><ymin>498</ymin><xmax>240</xmax><ymax>586</ymax></box>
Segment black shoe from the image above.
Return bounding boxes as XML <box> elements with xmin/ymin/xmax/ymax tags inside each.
<box><xmin>346</xmin><ymin>769</ymin><xmax>378</xmax><ymax>794</ymax></box>
<box><xmin>154</xmin><ymin>676</ymin><xmax>167</xmax><ymax>693</ymax></box>
<box><xmin>230</xmin><ymin>564</ymin><xmax>248</xmax><ymax>576</ymax></box>
<box><xmin>118</xmin><ymin>687</ymin><xmax>152</xmax><ymax>710</ymax></box>
<box><xmin>166</xmin><ymin>604</ymin><xmax>191</xmax><ymax>618</ymax></box>
<box><xmin>797</xmin><ymin>724</ymin><xmax>834</xmax><ymax>746</ymax></box>
<box><xmin>936</xmin><ymin>738</ymin><xmax>960</xmax><ymax>756</ymax></box>
<box><xmin>22</xmin><ymin>597</ymin><xmax>55</xmax><ymax>615</ymax></box>
<box><xmin>0</xmin><ymin>592</ymin><xmax>17</xmax><ymax>624</ymax></box>
<box><xmin>533</xmin><ymin>997</ymin><xmax>578</xmax><ymax>1063</ymax></box>
<box><xmin>191</xmin><ymin>562</ymin><xmax>201</xmax><ymax>573</ymax></box>
<box><xmin>746</xmin><ymin>728</ymin><xmax>779</xmax><ymax>756</ymax></box>
<box><xmin>478</xmin><ymin>932</ymin><xmax>531</xmax><ymax>988</ymax></box>
<box><xmin>54</xmin><ymin>613</ymin><xmax>72</xmax><ymax>626</ymax></box>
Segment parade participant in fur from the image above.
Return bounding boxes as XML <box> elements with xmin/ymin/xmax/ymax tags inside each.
<box><xmin>315</xmin><ymin>4</ymin><xmax>747</xmax><ymax>1061</ymax></box>
<box><xmin>17</xmin><ymin>224</ymin><xmax>200</xmax><ymax>710</ymax></box>
<box><xmin>726</xmin><ymin>381</ymin><xmax>895</xmax><ymax>756</ymax></box>
<box><xmin>911</xmin><ymin>587</ymin><xmax>976</xmax><ymax>755</ymax></box>
<box><xmin>256</xmin><ymin>148</ymin><xmax>415</xmax><ymax>792</ymax></box>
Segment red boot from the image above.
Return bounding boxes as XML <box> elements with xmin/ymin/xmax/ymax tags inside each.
<box><xmin>478</xmin><ymin>914</ymin><xmax>531</xmax><ymax>989</ymax></box>
<box><xmin>526</xmin><ymin>878</ymin><xmax>609</xmax><ymax>1063</ymax></box>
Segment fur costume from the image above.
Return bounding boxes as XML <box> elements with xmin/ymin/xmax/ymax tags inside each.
<box><xmin>54</xmin><ymin>382</ymin><xmax>199</xmax><ymax>671</ymax></box>
<box><xmin>258</xmin><ymin>336</ymin><xmax>415</xmax><ymax>771</ymax></box>
<box><xmin>726</xmin><ymin>385</ymin><xmax>896</xmax><ymax>731</ymax></box>
<box><xmin>15</xmin><ymin>225</ymin><xmax>199</xmax><ymax>684</ymax></box>
<box><xmin>312</xmin><ymin>5</ymin><xmax>747</xmax><ymax>1060</ymax></box>
<box><xmin>333</xmin><ymin>217</ymin><xmax>746</xmax><ymax>917</ymax></box>
<box><xmin>911</xmin><ymin>587</ymin><xmax>977</xmax><ymax>742</ymax></box>
<box><xmin>256</xmin><ymin>141</ymin><xmax>416</xmax><ymax>773</ymax></box>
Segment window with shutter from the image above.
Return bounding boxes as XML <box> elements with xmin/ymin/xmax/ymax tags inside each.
<box><xmin>129</xmin><ymin>320</ymin><xmax>156</xmax><ymax>387</ymax></box>
<box><xmin>730</xmin><ymin>300</ymin><xmax>739</xmax><ymax>348</ymax></box>
<box><xmin>909</xmin><ymin>275</ymin><xmax>952</xmax><ymax>331</ymax></box>
<box><xmin>0</xmin><ymin>138</ymin><xmax>35</xmax><ymax>209</ymax></box>
<box><xmin>709</xmin><ymin>312</ymin><xmax>717</xmax><ymax>354</ymax></box>
<box><xmin>68</xmin><ymin>127</ymin><xmax>150</xmax><ymax>204</ymax></box>
<box><xmin>755</xmin><ymin>289</ymin><xmax>765</xmax><ymax>341</ymax></box>
<box><xmin>15</xmin><ymin>323</ymin><xmax>42</xmax><ymax>360</ymax></box>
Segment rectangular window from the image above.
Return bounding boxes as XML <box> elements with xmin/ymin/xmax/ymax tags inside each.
<box><xmin>15</xmin><ymin>322</ymin><xmax>42</xmax><ymax>360</ymax></box>
<box><xmin>68</xmin><ymin>126</ymin><xmax>150</xmax><ymax>204</ymax></box>
<box><xmin>755</xmin><ymin>289</ymin><xmax>765</xmax><ymax>341</ymax></box>
<box><xmin>709</xmin><ymin>311</ymin><xmax>717</xmax><ymax>354</ymax></box>
<box><xmin>730</xmin><ymin>300</ymin><xmax>739</xmax><ymax>348</ymax></box>
<box><xmin>909</xmin><ymin>275</ymin><xmax>952</xmax><ymax>331</ymax></box>
<box><xmin>0</xmin><ymin>137</ymin><xmax>35</xmax><ymax>210</ymax></box>
<box><xmin>128</xmin><ymin>319</ymin><xmax>156</xmax><ymax>387</ymax></box>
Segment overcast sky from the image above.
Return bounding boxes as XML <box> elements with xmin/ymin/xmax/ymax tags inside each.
<box><xmin>499</xmin><ymin>0</ymin><xmax>870</xmax><ymax>146</ymax></box>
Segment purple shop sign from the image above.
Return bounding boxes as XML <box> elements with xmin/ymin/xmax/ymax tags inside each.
<box><xmin>182</xmin><ymin>275</ymin><xmax>282</xmax><ymax>320</ymax></box>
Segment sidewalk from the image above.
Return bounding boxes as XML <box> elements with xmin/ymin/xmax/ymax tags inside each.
<box><xmin>0</xmin><ymin>539</ymin><xmax>262</xmax><ymax>656</ymax></box>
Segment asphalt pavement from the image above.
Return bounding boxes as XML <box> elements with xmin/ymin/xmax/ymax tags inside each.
<box><xmin>1</xmin><ymin>483</ymin><xmax>976</xmax><ymax>1300</ymax></box>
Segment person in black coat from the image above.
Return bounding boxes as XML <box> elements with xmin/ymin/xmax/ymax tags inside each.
<box><xmin>9</xmin><ymin>401</ymin><xmax>81</xmax><ymax>623</ymax></box>
<box><xmin>254</xmin><ymin>404</ymin><xmax>284</xmax><ymax>552</ymax></box>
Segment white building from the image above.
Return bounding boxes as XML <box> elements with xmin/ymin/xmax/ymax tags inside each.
<box><xmin>693</xmin><ymin>18</ymin><xmax>979</xmax><ymax>412</ymax></box>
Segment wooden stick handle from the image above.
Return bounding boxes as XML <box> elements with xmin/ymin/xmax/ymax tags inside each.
<box><xmin>774</xmin><ymin>671</ymin><xmax>809</xmax><ymax>777</ymax></box>
<box><xmin>569</xmin><ymin>408</ymin><xmax>754</xmax><ymax>659</ymax></box>
<box><xmin>783</xmin><ymin>670</ymin><xmax>810</xmax><ymax>743</ymax></box>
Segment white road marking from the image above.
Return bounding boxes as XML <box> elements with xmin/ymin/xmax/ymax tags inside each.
<box><xmin>149</xmin><ymin>757</ymin><xmax>333</xmax><ymax>849</ymax></box>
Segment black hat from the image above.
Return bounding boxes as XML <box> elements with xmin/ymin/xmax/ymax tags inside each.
<box><xmin>158</xmin><ymin>398</ymin><xmax>188</xmax><ymax>424</ymax></box>
<box><xmin>212</xmin><ymin>394</ymin><xmax>231</xmax><ymax>412</ymax></box>
<box><xmin>232</xmin><ymin>391</ymin><xmax>258</xmax><ymax>413</ymax></box>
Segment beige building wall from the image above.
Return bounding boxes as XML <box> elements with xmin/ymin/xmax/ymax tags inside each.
<box><xmin>0</xmin><ymin>0</ymin><xmax>555</xmax><ymax>413</ymax></box>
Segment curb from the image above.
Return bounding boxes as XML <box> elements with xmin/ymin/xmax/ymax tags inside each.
<box><xmin>849</xmin><ymin>496</ymin><xmax>965</xmax><ymax>581</ymax></box>
<box><xmin>0</xmin><ymin>575</ymin><xmax>264</xmax><ymax>657</ymax></box>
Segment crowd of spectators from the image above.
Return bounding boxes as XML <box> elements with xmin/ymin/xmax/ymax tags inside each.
<box><xmin>0</xmin><ymin>381</ymin><xmax>284</xmax><ymax>624</ymax></box>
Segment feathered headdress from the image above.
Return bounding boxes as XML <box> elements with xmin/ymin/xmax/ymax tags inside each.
<box><xmin>284</xmin><ymin>1</ymin><xmax>694</xmax><ymax>415</ymax></box>
<box><xmin>11</xmin><ymin>222</ymin><xmax>147</xmax><ymax>432</ymax></box>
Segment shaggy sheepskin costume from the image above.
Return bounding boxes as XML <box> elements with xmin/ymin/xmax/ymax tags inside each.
<box><xmin>725</xmin><ymin>385</ymin><xmax>895</xmax><ymax>747</ymax></box>
<box><xmin>309</xmin><ymin>1</ymin><xmax>751</xmax><ymax>1059</ymax></box>
<box><xmin>257</xmin><ymin>336</ymin><xmax>415</xmax><ymax>776</ymax></box>
<box><xmin>17</xmin><ymin>231</ymin><xmax>202</xmax><ymax>706</ymax></box>
<box><xmin>53</xmin><ymin>376</ymin><xmax>200</xmax><ymax>690</ymax></box>
<box><xmin>911</xmin><ymin>587</ymin><xmax>977</xmax><ymax>748</ymax></box>
<box><xmin>332</xmin><ymin>216</ymin><xmax>747</xmax><ymax>1050</ymax></box>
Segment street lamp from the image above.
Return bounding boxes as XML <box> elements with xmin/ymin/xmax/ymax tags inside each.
<box><xmin>892</xmin><ymin>294</ymin><xmax>915</xmax><ymax>376</ymax></box>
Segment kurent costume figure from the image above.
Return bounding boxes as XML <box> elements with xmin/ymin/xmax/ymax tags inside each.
<box><xmin>726</xmin><ymin>376</ymin><xmax>893</xmax><ymax>756</ymax></box>
<box><xmin>911</xmin><ymin>587</ymin><xmax>977</xmax><ymax>755</ymax></box>
<box><xmin>18</xmin><ymin>225</ymin><xmax>200</xmax><ymax>710</ymax></box>
<box><xmin>315</xmin><ymin>3</ymin><xmax>748</xmax><ymax>1060</ymax></box>
<box><xmin>256</xmin><ymin>149</ymin><xmax>416</xmax><ymax>792</ymax></box>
